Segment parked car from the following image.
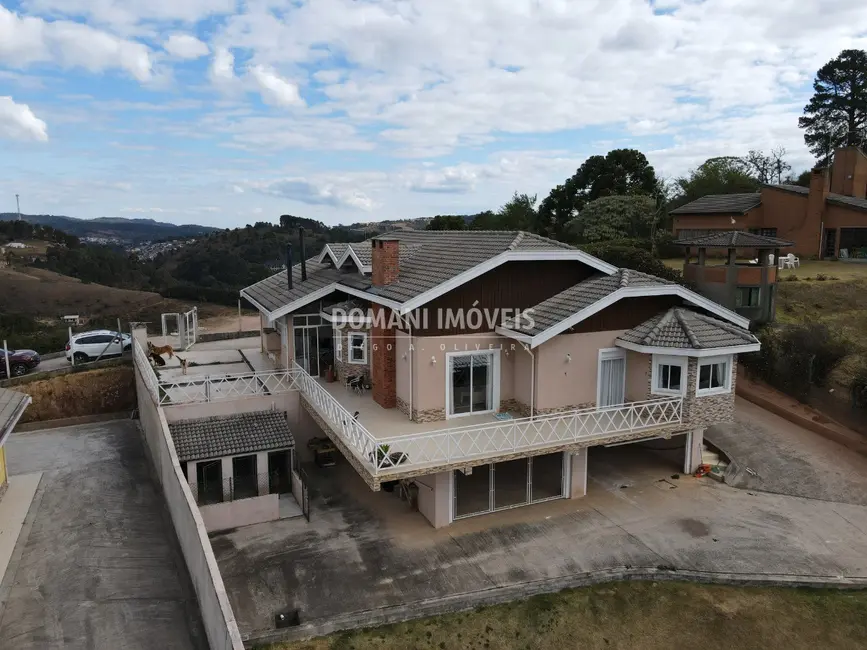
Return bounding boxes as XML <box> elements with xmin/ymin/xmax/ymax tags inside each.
<box><xmin>65</xmin><ymin>330</ymin><xmax>132</xmax><ymax>363</ymax></box>
<box><xmin>0</xmin><ymin>347</ymin><xmax>41</xmax><ymax>378</ymax></box>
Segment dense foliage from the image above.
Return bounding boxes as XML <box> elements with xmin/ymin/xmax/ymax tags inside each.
<box><xmin>0</xmin><ymin>220</ymin><xmax>79</xmax><ymax>248</ymax></box>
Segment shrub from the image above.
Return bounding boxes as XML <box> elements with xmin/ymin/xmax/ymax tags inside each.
<box><xmin>815</xmin><ymin>273</ymin><xmax>828</xmax><ymax>281</ymax></box>
<box><xmin>781</xmin><ymin>274</ymin><xmax>799</xmax><ymax>282</ymax></box>
<box><xmin>852</xmin><ymin>361</ymin><xmax>867</xmax><ymax>410</ymax></box>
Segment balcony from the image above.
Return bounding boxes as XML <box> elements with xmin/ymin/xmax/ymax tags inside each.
<box><xmin>293</xmin><ymin>363</ymin><xmax>684</xmax><ymax>485</ymax></box>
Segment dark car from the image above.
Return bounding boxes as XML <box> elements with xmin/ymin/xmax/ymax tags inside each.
<box><xmin>0</xmin><ymin>347</ymin><xmax>41</xmax><ymax>378</ymax></box>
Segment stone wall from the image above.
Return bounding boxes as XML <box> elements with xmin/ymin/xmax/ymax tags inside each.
<box><xmin>334</xmin><ymin>326</ymin><xmax>370</xmax><ymax>383</ymax></box>
<box><xmin>13</xmin><ymin>365</ymin><xmax>136</xmax><ymax>423</ymax></box>
<box><xmin>680</xmin><ymin>357</ymin><xmax>737</xmax><ymax>428</ymax></box>
<box><xmin>395</xmin><ymin>396</ymin><xmax>447</xmax><ymax>423</ymax></box>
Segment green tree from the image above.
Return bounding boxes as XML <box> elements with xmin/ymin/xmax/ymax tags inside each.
<box><xmin>537</xmin><ymin>149</ymin><xmax>658</xmax><ymax>239</ymax></box>
<box><xmin>671</xmin><ymin>157</ymin><xmax>759</xmax><ymax>209</ymax></box>
<box><xmin>566</xmin><ymin>195</ymin><xmax>657</xmax><ymax>244</ymax></box>
<box><xmin>787</xmin><ymin>170</ymin><xmax>813</xmax><ymax>187</ymax></box>
<box><xmin>469</xmin><ymin>194</ymin><xmax>537</xmax><ymax>231</ymax></box>
<box><xmin>425</xmin><ymin>214</ymin><xmax>467</xmax><ymax>230</ymax></box>
<box><xmin>799</xmin><ymin>49</ymin><xmax>867</xmax><ymax>165</ymax></box>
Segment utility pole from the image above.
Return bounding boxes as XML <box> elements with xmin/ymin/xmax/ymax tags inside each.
<box><xmin>16</xmin><ymin>194</ymin><xmax>21</xmax><ymax>221</ymax></box>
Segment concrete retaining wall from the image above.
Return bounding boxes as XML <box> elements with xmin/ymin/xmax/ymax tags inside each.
<box><xmin>198</xmin><ymin>330</ymin><xmax>260</xmax><ymax>343</ymax></box>
<box><xmin>133</xmin><ymin>350</ymin><xmax>245</xmax><ymax>650</ymax></box>
<box><xmin>200</xmin><ymin>494</ymin><xmax>279</xmax><ymax>532</ymax></box>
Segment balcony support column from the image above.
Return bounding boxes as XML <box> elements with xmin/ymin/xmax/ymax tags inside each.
<box><xmin>683</xmin><ymin>428</ymin><xmax>704</xmax><ymax>475</ymax></box>
<box><xmin>569</xmin><ymin>448</ymin><xmax>588</xmax><ymax>498</ymax></box>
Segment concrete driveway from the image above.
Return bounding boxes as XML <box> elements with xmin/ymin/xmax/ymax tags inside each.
<box><xmin>0</xmin><ymin>421</ymin><xmax>207</xmax><ymax>650</ymax></box>
<box><xmin>211</xmin><ymin>444</ymin><xmax>867</xmax><ymax>644</ymax></box>
<box><xmin>707</xmin><ymin>397</ymin><xmax>867</xmax><ymax>505</ymax></box>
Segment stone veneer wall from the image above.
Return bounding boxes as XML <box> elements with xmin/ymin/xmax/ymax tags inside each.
<box><xmin>680</xmin><ymin>356</ymin><xmax>737</xmax><ymax>428</ymax></box>
<box><xmin>396</xmin><ymin>396</ymin><xmax>447</xmax><ymax>423</ymax></box>
<box><xmin>334</xmin><ymin>325</ymin><xmax>371</xmax><ymax>383</ymax></box>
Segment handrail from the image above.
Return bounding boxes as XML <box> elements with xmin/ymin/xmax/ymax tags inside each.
<box><xmin>133</xmin><ymin>339</ymin><xmax>160</xmax><ymax>402</ymax></box>
<box><xmin>156</xmin><ymin>369</ymin><xmax>301</xmax><ymax>405</ymax></box>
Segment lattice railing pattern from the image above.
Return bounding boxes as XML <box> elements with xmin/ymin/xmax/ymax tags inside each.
<box><xmin>290</xmin><ymin>361</ymin><xmax>683</xmax><ymax>477</ymax></box>
<box><xmin>157</xmin><ymin>369</ymin><xmax>301</xmax><ymax>405</ymax></box>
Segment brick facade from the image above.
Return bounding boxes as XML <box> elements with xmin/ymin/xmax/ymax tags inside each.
<box><xmin>371</xmin><ymin>238</ymin><xmax>399</xmax><ymax>286</ymax></box>
<box><xmin>680</xmin><ymin>356</ymin><xmax>737</xmax><ymax>428</ymax></box>
<box><xmin>371</xmin><ymin>305</ymin><xmax>397</xmax><ymax>409</ymax></box>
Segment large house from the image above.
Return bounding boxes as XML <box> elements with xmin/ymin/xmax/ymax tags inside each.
<box><xmin>671</xmin><ymin>146</ymin><xmax>867</xmax><ymax>259</ymax></box>
<box><xmin>241</xmin><ymin>230</ymin><xmax>759</xmax><ymax>527</ymax></box>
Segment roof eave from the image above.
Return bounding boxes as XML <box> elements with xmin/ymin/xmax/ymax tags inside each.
<box><xmin>614</xmin><ymin>340</ymin><xmax>761</xmax><ymax>357</ymax></box>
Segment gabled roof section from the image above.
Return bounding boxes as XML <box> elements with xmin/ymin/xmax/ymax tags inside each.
<box><xmin>168</xmin><ymin>410</ymin><xmax>295</xmax><ymax>463</ymax></box>
<box><xmin>615</xmin><ymin>308</ymin><xmax>759</xmax><ymax>356</ymax></box>
<box><xmin>675</xmin><ymin>231</ymin><xmax>794</xmax><ymax>248</ymax></box>
<box><xmin>317</xmin><ymin>243</ymin><xmax>349</xmax><ymax>266</ymax></box>
<box><xmin>766</xmin><ymin>183</ymin><xmax>809</xmax><ymax>196</ymax></box>
<box><xmin>827</xmin><ymin>193</ymin><xmax>867</xmax><ymax>213</ymax></box>
<box><xmin>0</xmin><ymin>385</ymin><xmax>31</xmax><ymax>447</ymax></box>
<box><xmin>496</xmin><ymin>268</ymin><xmax>750</xmax><ymax>347</ymax></box>
<box><xmin>670</xmin><ymin>193</ymin><xmax>763</xmax><ymax>215</ymax></box>
<box><xmin>241</xmin><ymin>258</ymin><xmax>344</xmax><ymax>315</ymax></box>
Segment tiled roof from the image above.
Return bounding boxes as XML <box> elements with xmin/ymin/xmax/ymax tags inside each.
<box><xmin>348</xmin><ymin>242</ymin><xmax>372</xmax><ymax>265</ymax></box>
<box><xmin>616</xmin><ymin>308</ymin><xmax>757</xmax><ymax>351</ymax></box>
<box><xmin>0</xmin><ymin>386</ymin><xmax>30</xmax><ymax>444</ymax></box>
<box><xmin>827</xmin><ymin>193</ymin><xmax>867</xmax><ymax>213</ymax></box>
<box><xmin>366</xmin><ymin>230</ymin><xmax>574</xmax><ymax>303</ymax></box>
<box><xmin>767</xmin><ymin>183</ymin><xmax>809</xmax><ymax>196</ymax></box>
<box><xmin>675</xmin><ymin>231</ymin><xmax>794</xmax><ymax>248</ymax></box>
<box><xmin>242</xmin><ymin>259</ymin><xmax>348</xmax><ymax>313</ymax></box>
<box><xmin>505</xmin><ymin>269</ymin><xmax>675</xmax><ymax>335</ymax></box>
<box><xmin>168</xmin><ymin>410</ymin><xmax>295</xmax><ymax>463</ymax></box>
<box><xmin>669</xmin><ymin>193</ymin><xmax>762</xmax><ymax>215</ymax></box>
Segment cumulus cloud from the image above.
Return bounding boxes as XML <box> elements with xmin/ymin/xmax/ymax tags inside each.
<box><xmin>0</xmin><ymin>5</ymin><xmax>152</xmax><ymax>81</ymax></box>
<box><xmin>209</xmin><ymin>46</ymin><xmax>236</xmax><ymax>82</ymax></box>
<box><xmin>252</xmin><ymin>177</ymin><xmax>377</xmax><ymax>211</ymax></box>
<box><xmin>0</xmin><ymin>96</ymin><xmax>48</xmax><ymax>142</ymax></box>
<box><xmin>21</xmin><ymin>0</ymin><xmax>237</xmax><ymax>29</ymax></box>
<box><xmin>163</xmin><ymin>33</ymin><xmax>209</xmax><ymax>59</ymax></box>
<box><xmin>249</xmin><ymin>65</ymin><xmax>304</xmax><ymax>107</ymax></box>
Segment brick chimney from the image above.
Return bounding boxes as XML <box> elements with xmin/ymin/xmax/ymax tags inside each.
<box><xmin>805</xmin><ymin>166</ymin><xmax>830</xmax><ymax>255</ymax></box>
<box><xmin>830</xmin><ymin>146</ymin><xmax>867</xmax><ymax>199</ymax></box>
<box><xmin>372</xmin><ymin>237</ymin><xmax>400</xmax><ymax>286</ymax></box>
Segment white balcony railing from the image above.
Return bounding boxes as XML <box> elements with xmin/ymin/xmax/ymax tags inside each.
<box><xmin>291</xmin><ymin>362</ymin><xmax>683</xmax><ymax>476</ymax></box>
<box><xmin>133</xmin><ymin>340</ymin><xmax>301</xmax><ymax>405</ymax></box>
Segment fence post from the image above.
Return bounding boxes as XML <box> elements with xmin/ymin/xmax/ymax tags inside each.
<box><xmin>205</xmin><ymin>376</ymin><xmax>211</xmax><ymax>402</ymax></box>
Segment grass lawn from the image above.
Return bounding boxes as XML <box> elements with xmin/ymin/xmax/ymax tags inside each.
<box><xmin>265</xmin><ymin>581</ymin><xmax>867</xmax><ymax>650</ymax></box>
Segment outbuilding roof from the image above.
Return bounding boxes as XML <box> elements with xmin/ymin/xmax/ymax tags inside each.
<box><xmin>168</xmin><ymin>410</ymin><xmax>295</xmax><ymax>463</ymax></box>
<box><xmin>674</xmin><ymin>231</ymin><xmax>794</xmax><ymax>248</ymax></box>
<box><xmin>616</xmin><ymin>308</ymin><xmax>758</xmax><ymax>351</ymax></box>
<box><xmin>669</xmin><ymin>193</ymin><xmax>762</xmax><ymax>215</ymax></box>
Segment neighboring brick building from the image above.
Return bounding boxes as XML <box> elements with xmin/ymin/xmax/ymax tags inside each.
<box><xmin>671</xmin><ymin>146</ymin><xmax>867</xmax><ymax>259</ymax></box>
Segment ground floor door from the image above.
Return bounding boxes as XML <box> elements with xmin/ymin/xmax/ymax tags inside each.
<box><xmin>196</xmin><ymin>460</ymin><xmax>223</xmax><ymax>505</ymax></box>
<box><xmin>452</xmin><ymin>452</ymin><xmax>567</xmax><ymax>520</ymax></box>
<box><xmin>268</xmin><ymin>450</ymin><xmax>292</xmax><ymax>494</ymax></box>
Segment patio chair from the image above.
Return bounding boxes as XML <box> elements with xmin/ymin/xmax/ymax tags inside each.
<box><xmin>785</xmin><ymin>253</ymin><xmax>800</xmax><ymax>268</ymax></box>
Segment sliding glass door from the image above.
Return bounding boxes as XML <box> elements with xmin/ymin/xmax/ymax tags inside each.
<box><xmin>448</xmin><ymin>352</ymin><xmax>496</xmax><ymax>417</ymax></box>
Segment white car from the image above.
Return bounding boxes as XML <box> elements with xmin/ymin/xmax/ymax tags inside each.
<box><xmin>65</xmin><ymin>330</ymin><xmax>132</xmax><ymax>363</ymax></box>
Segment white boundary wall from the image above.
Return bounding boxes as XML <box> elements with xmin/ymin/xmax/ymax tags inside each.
<box><xmin>133</xmin><ymin>329</ymin><xmax>245</xmax><ymax>650</ymax></box>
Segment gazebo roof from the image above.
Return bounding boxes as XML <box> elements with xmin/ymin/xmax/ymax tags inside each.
<box><xmin>674</xmin><ymin>231</ymin><xmax>794</xmax><ymax>249</ymax></box>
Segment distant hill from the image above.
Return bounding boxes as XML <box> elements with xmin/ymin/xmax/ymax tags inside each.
<box><xmin>1</xmin><ymin>213</ymin><xmax>220</xmax><ymax>244</ymax></box>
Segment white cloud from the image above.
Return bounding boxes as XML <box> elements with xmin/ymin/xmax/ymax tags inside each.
<box><xmin>163</xmin><ymin>33</ymin><xmax>209</xmax><ymax>59</ymax></box>
<box><xmin>209</xmin><ymin>46</ymin><xmax>236</xmax><ymax>83</ymax></box>
<box><xmin>22</xmin><ymin>0</ymin><xmax>236</xmax><ymax>29</ymax></box>
<box><xmin>251</xmin><ymin>177</ymin><xmax>377</xmax><ymax>211</ymax></box>
<box><xmin>249</xmin><ymin>65</ymin><xmax>304</xmax><ymax>107</ymax></box>
<box><xmin>0</xmin><ymin>96</ymin><xmax>48</xmax><ymax>142</ymax></box>
<box><xmin>0</xmin><ymin>5</ymin><xmax>152</xmax><ymax>81</ymax></box>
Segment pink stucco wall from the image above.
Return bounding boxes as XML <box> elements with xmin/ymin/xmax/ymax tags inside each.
<box><xmin>409</xmin><ymin>334</ymin><xmax>518</xmax><ymax>411</ymax></box>
<box><xmin>625</xmin><ymin>350</ymin><xmax>651</xmax><ymax>402</ymax></box>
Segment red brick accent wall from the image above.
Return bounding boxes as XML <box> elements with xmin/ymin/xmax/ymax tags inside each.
<box><xmin>371</xmin><ymin>239</ymin><xmax>400</xmax><ymax>286</ymax></box>
<box><xmin>371</xmin><ymin>304</ymin><xmax>397</xmax><ymax>408</ymax></box>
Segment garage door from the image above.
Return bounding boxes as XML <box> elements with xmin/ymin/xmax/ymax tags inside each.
<box><xmin>453</xmin><ymin>452</ymin><xmax>566</xmax><ymax>519</ymax></box>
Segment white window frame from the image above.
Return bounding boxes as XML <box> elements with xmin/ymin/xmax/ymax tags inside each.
<box><xmin>334</xmin><ymin>327</ymin><xmax>343</xmax><ymax>362</ymax></box>
<box><xmin>696</xmin><ymin>355</ymin><xmax>733</xmax><ymax>397</ymax></box>
<box><xmin>651</xmin><ymin>354</ymin><xmax>687</xmax><ymax>396</ymax></box>
<box><xmin>445</xmin><ymin>350</ymin><xmax>500</xmax><ymax>419</ymax></box>
<box><xmin>348</xmin><ymin>331</ymin><xmax>368</xmax><ymax>365</ymax></box>
<box><xmin>596</xmin><ymin>348</ymin><xmax>626</xmax><ymax>408</ymax></box>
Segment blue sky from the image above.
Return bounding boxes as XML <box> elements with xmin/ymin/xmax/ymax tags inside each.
<box><xmin>1</xmin><ymin>0</ymin><xmax>866</xmax><ymax>228</ymax></box>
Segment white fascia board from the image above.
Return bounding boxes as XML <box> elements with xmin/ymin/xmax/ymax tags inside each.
<box><xmin>333</xmin><ymin>284</ymin><xmax>404</xmax><ymax>311</ymax></box>
<box><xmin>528</xmin><ymin>285</ymin><xmax>751</xmax><ymax>349</ymax></box>
<box><xmin>269</xmin><ymin>284</ymin><xmax>340</xmax><ymax>321</ymax></box>
<box><xmin>493</xmin><ymin>325</ymin><xmax>533</xmax><ymax>343</ymax></box>
<box><xmin>336</xmin><ymin>246</ymin><xmax>369</xmax><ymax>275</ymax></box>
<box><xmin>397</xmin><ymin>250</ymin><xmax>615</xmax><ymax>315</ymax></box>
<box><xmin>239</xmin><ymin>289</ymin><xmax>272</xmax><ymax>317</ymax></box>
<box><xmin>615</xmin><ymin>340</ymin><xmax>761</xmax><ymax>357</ymax></box>
<box><xmin>316</xmin><ymin>246</ymin><xmax>332</xmax><ymax>264</ymax></box>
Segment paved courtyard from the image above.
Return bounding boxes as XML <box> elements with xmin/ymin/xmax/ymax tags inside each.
<box><xmin>212</xmin><ymin>441</ymin><xmax>867</xmax><ymax>643</ymax></box>
<box><xmin>0</xmin><ymin>421</ymin><xmax>207</xmax><ymax>650</ymax></box>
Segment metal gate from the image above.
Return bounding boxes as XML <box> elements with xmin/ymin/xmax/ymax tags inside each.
<box><xmin>182</xmin><ymin>307</ymin><xmax>198</xmax><ymax>350</ymax></box>
<box><xmin>161</xmin><ymin>308</ymin><xmax>197</xmax><ymax>350</ymax></box>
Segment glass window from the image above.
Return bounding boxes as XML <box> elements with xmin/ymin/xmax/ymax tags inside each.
<box><xmin>652</xmin><ymin>355</ymin><xmax>685</xmax><ymax>395</ymax></box>
<box><xmin>348</xmin><ymin>332</ymin><xmax>367</xmax><ymax>364</ymax></box>
<box><xmin>735</xmin><ymin>287</ymin><xmax>760</xmax><ymax>308</ymax></box>
<box><xmin>658</xmin><ymin>364</ymin><xmax>682</xmax><ymax>391</ymax></box>
<box><xmin>449</xmin><ymin>352</ymin><xmax>495</xmax><ymax>416</ymax></box>
<box><xmin>697</xmin><ymin>358</ymin><xmax>730</xmax><ymax>394</ymax></box>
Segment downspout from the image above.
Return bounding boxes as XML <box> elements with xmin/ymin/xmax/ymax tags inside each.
<box><xmin>407</xmin><ymin>318</ymin><xmax>413</xmax><ymax>421</ymax></box>
<box><xmin>528</xmin><ymin>345</ymin><xmax>536</xmax><ymax>418</ymax></box>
